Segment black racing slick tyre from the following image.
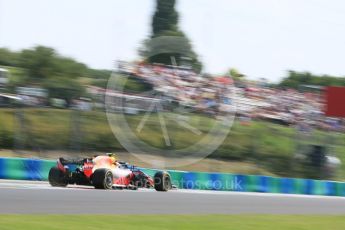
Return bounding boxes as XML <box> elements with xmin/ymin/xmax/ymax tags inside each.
<box><xmin>154</xmin><ymin>171</ymin><xmax>171</xmax><ymax>192</ymax></box>
<box><xmin>92</xmin><ymin>169</ymin><xmax>113</xmax><ymax>190</ymax></box>
<box><xmin>48</xmin><ymin>167</ymin><xmax>68</xmax><ymax>187</ymax></box>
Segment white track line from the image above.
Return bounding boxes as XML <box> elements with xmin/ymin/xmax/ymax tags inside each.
<box><xmin>1</xmin><ymin>180</ymin><xmax>345</xmax><ymax>200</ymax></box>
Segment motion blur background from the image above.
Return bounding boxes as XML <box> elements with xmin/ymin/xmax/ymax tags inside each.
<box><xmin>0</xmin><ymin>0</ymin><xmax>345</xmax><ymax>181</ymax></box>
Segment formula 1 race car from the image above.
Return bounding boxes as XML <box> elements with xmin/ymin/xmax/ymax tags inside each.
<box><xmin>48</xmin><ymin>154</ymin><xmax>172</xmax><ymax>192</ymax></box>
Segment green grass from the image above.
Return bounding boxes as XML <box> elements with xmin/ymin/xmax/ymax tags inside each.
<box><xmin>125</xmin><ymin>113</ymin><xmax>215</xmax><ymax>149</ymax></box>
<box><xmin>0</xmin><ymin>215</ymin><xmax>344</xmax><ymax>230</ymax></box>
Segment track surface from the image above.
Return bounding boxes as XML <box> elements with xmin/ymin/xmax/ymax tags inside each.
<box><xmin>0</xmin><ymin>180</ymin><xmax>345</xmax><ymax>214</ymax></box>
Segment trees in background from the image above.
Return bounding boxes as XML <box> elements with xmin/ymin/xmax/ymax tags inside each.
<box><xmin>0</xmin><ymin>46</ymin><xmax>99</xmax><ymax>105</ymax></box>
<box><xmin>139</xmin><ymin>0</ymin><xmax>202</xmax><ymax>72</ymax></box>
<box><xmin>152</xmin><ymin>0</ymin><xmax>178</xmax><ymax>35</ymax></box>
<box><xmin>0</xmin><ymin>48</ymin><xmax>20</xmax><ymax>67</ymax></box>
<box><xmin>229</xmin><ymin>68</ymin><xmax>246</xmax><ymax>81</ymax></box>
<box><xmin>279</xmin><ymin>71</ymin><xmax>345</xmax><ymax>89</ymax></box>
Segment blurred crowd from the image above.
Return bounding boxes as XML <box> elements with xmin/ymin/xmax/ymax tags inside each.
<box><xmin>246</xmin><ymin>87</ymin><xmax>344</xmax><ymax>132</ymax></box>
<box><xmin>117</xmin><ymin>61</ymin><xmax>345</xmax><ymax>132</ymax></box>
<box><xmin>118</xmin><ymin>61</ymin><xmax>234</xmax><ymax>116</ymax></box>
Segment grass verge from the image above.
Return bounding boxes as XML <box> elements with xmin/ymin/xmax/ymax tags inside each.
<box><xmin>0</xmin><ymin>215</ymin><xmax>344</xmax><ymax>230</ymax></box>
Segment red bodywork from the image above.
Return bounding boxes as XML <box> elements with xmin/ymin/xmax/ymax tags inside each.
<box><xmin>83</xmin><ymin>162</ymin><xmax>93</xmax><ymax>178</ymax></box>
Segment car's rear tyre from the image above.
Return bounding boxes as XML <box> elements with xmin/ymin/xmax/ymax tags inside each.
<box><xmin>48</xmin><ymin>167</ymin><xmax>68</xmax><ymax>187</ymax></box>
<box><xmin>92</xmin><ymin>169</ymin><xmax>113</xmax><ymax>189</ymax></box>
<box><xmin>154</xmin><ymin>171</ymin><xmax>171</xmax><ymax>192</ymax></box>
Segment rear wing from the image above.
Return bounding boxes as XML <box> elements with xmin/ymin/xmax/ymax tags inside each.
<box><xmin>58</xmin><ymin>157</ymin><xmax>87</xmax><ymax>166</ymax></box>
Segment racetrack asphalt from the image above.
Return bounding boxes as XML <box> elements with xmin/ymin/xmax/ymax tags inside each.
<box><xmin>0</xmin><ymin>180</ymin><xmax>345</xmax><ymax>214</ymax></box>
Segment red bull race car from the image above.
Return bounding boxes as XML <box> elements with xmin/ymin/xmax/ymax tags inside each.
<box><xmin>48</xmin><ymin>154</ymin><xmax>172</xmax><ymax>192</ymax></box>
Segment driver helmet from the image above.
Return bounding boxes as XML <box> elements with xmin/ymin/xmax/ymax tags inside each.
<box><xmin>107</xmin><ymin>153</ymin><xmax>117</xmax><ymax>164</ymax></box>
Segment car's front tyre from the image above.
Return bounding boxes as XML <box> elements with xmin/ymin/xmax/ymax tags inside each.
<box><xmin>154</xmin><ymin>171</ymin><xmax>171</xmax><ymax>192</ymax></box>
